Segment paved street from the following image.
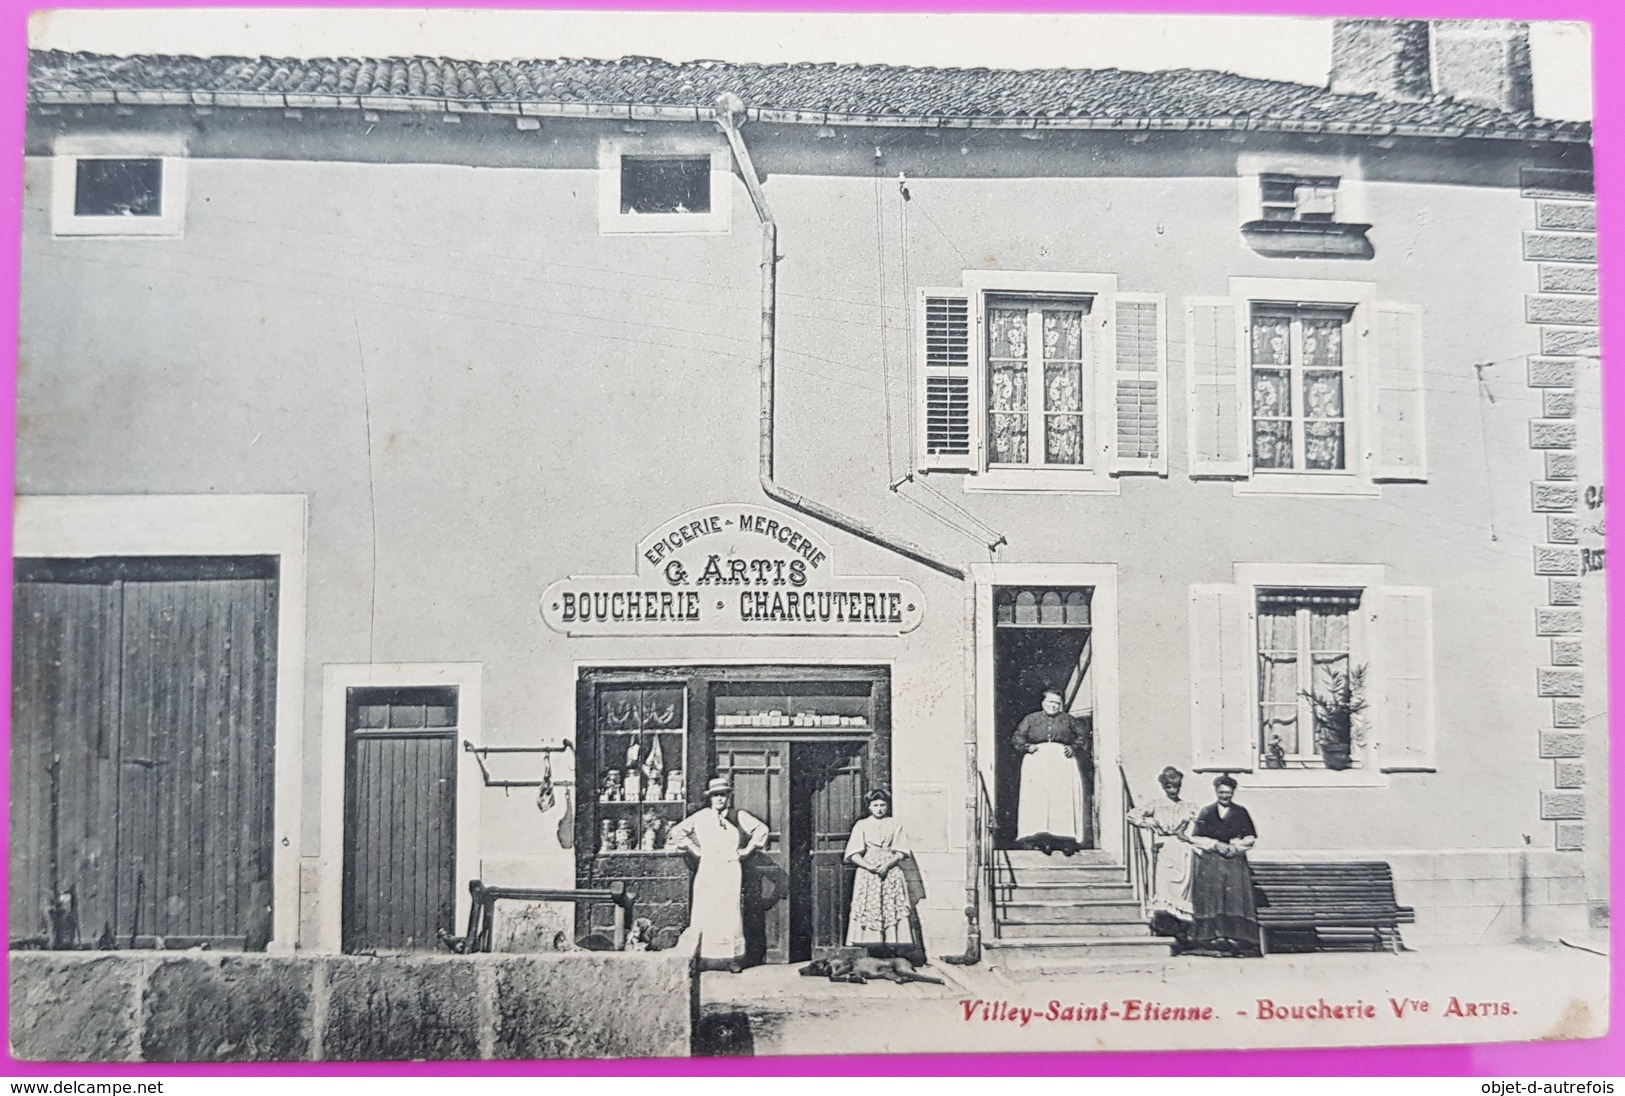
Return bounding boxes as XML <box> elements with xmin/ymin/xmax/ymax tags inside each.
<box><xmin>696</xmin><ymin>937</ymin><xmax>1610</xmax><ymax>1058</ymax></box>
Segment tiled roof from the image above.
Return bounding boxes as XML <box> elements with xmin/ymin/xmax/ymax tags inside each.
<box><xmin>28</xmin><ymin>49</ymin><xmax>1590</xmax><ymax>142</ymax></box>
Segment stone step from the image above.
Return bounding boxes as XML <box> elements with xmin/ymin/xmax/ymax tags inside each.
<box><xmin>996</xmin><ymin>849</ymin><xmax>1118</xmax><ymax>869</ymax></box>
<box><xmin>997</xmin><ymin>898</ymin><xmax>1143</xmax><ymax>922</ymax></box>
<box><xmin>992</xmin><ymin>867</ymin><xmax>1130</xmax><ymax>886</ymax></box>
<box><xmin>995</xmin><ymin>882</ymin><xmax>1137</xmax><ymax>903</ymax></box>
<box><xmin>998</xmin><ymin>918</ymin><xmax>1150</xmax><ymax>939</ymax></box>
<box><xmin>983</xmin><ymin>936</ymin><xmax>1175</xmax><ymax>970</ymax></box>
<box><xmin>992</xmin><ymin>866</ymin><xmax>1130</xmax><ymax>886</ymax></box>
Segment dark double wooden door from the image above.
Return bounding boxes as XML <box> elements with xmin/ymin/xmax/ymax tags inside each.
<box><xmin>10</xmin><ymin>557</ymin><xmax>278</xmax><ymax>949</ymax></box>
<box><xmin>714</xmin><ymin>736</ymin><xmax>868</xmax><ymax>964</ymax></box>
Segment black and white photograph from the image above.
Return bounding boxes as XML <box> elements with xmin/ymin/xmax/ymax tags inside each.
<box><xmin>7</xmin><ymin>5</ymin><xmax>1611</xmax><ymax>1064</ymax></box>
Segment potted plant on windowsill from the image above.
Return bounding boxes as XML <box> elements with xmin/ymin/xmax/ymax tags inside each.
<box><xmin>1301</xmin><ymin>665</ymin><xmax>1369</xmax><ymax>771</ymax></box>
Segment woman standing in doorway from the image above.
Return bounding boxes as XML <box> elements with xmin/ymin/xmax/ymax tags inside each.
<box><xmin>843</xmin><ymin>789</ymin><xmax>918</xmax><ymax>957</ymax></box>
<box><xmin>1185</xmin><ymin>774</ymin><xmax>1261</xmax><ymax>957</ymax></box>
<box><xmin>666</xmin><ymin>776</ymin><xmax>769</xmax><ymax>972</ymax></box>
<box><xmin>1013</xmin><ymin>688</ymin><xmax>1091</xmax><ymax>854</ymax></box>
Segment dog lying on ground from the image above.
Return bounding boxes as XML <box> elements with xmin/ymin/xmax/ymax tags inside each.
<box><xmin>797</xmin><ymin>955</ymin><xmax>946</xmax><ymax>985</ymax></box>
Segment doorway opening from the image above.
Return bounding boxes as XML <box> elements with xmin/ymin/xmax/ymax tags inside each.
<box><xmin>991</xmin><ymin>586</ymin><xmax>1096</xmax><ymax>850</ymax></box>
<box><xmin>575</xmin><ymin>665</ymin><xmax>891</xmax><ymax>966</ymax></box>
<box><xmin>718</xmin><ymin>734</ymin><xmax>872</xmax><ymax>964</ymax></box>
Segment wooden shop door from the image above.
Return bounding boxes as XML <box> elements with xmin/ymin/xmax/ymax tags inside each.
<box><xmin>714</xmin><ymin>737</ymin><xmax>789</xmax><ymax>965</ymax></box>
<box><xmin>796</xmin><ymin>739</ymin><xmax>868</xmax><ymax>960</ymax></box>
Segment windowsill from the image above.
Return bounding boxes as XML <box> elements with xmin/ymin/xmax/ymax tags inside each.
<box><xmin>965</xmin><ymin>468</ymin><xmax>1121</xmax><ymax>495</ymax></box>
<box><xmin>1240</xmin><ymin>220</ymin><xmax>1374</xmax><ymax>260</ymax></box>
<box><xmin>1197</xmin><ymin>768</ymin><xmax>1390</xmax><ymax>789</ymax></box>
<box><xmin>599</xmin><ymin>210</ymin><xmax>731</xmax><ymax>236</ymax></box>
<box><xmin>53</xmin><ymin>214</ymin><xmax>185</xmax><ymax>239</ymax></box>
<box><xmin>1234</xmin><ymin>473</ymin><xmax>1380</xmax><ymax>499</ymax></box>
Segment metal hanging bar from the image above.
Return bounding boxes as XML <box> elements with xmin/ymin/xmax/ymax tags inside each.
<box><xmin>463</xmin><ymin>739</ymin><xmax>575</xmax><ymax>789</ymax></box>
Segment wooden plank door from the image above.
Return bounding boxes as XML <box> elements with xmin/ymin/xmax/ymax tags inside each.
<box><xmin>9</xmin><ymin>573</ymin><xmax>121</xmax><ymax>946</ymax></box>
<box><xmin>714</xmin><ymin>737</ymin><xmax>789</xmax><ymax>965</ymax></box>
<box><xmin>342</xmin><ymin>687</ymin><xmax>458</xmax><ymax>952</ymax></box>
<box><xmin>805</xmin><ymin>740</ymin><xmax>868</xmax><ymax>958</ymax></box>
<box><xmin>116</xmin><ymin>571</ymin><xmax>279</xmax><ymax>948</ymax></box>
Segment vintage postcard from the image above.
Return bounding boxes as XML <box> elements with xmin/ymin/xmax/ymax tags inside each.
<box><xmin>7</xmin><ymin>5</ymin><xmax>1611</xmax><ymax>1065</ymax></box>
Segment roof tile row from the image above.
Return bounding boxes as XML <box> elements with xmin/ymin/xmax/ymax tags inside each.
<box><xmin>28</xmin><ymin>50</ymin><xmax>1589</xmax><ymax>141</ymax></box>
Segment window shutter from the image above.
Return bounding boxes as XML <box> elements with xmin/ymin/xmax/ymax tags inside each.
<box><xmin>1109</xmin><ymin>293</ymin><xmax>1167</xmax><ymax>476</ymax></box>
<box><xmin>1186</xmin><ymin>298</ymin><xmax>1249</xmax><ymax>478</ymax></box>
<box><xmin>1371</xmin><ymin>302</ymin><xmax>1427</xmax><ymax>482</ymax></box>
<box><xmin>918</xmin><ymin>288</ymin><xmax>977</xmax><ymax>472</ymax></box>
<box><xmin>1189</xmin><ymin>584</ymin><xmax>1253</xmax><ymax>772</ymax></box>
<box><xmin>1374</xmin><ymin>586</ymin><xmax>1436</xmax><ymax>773</ymax></box>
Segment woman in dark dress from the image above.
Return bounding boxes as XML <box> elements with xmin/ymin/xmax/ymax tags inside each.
<box><xmin>1185</xmin><ymin>774</ymin><xmax>1260</xmax><ymax>957</ymax></box>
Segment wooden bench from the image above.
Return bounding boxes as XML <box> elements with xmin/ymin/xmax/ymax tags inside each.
<box><xmin>1250</xmin><ymin>861</ymin><xmax>1415</xmax><ymax>955</ymax></box>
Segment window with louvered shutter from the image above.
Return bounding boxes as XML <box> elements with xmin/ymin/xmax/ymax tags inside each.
<box><xmin>1110</xmin><ymin>294</ymin><xmax>1167</xmax><ymax>475</ymax></box>
<box><xmin>918</xmin><ymin>289</ymin><xmax>976</xmax><ymax>471</ymax></box>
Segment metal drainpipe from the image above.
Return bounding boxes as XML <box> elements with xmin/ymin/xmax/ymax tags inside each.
<box><xmin>712</xmin><ymin>94</ymin><xmax>965</xmax><ymax>583</ymax></box>
<box><xmin>962</xmin><ymin>581</ymin><xmax>982</xmax><ymax>962</ymax></box>
<box><xmin>713</xmin><ymin>94</ymin><xmax>982</xmax><ymax>961</ymax></box>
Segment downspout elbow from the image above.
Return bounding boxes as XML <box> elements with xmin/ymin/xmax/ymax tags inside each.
<box><xmin>713</xmin><ymin>93</ymin><xmax>965</xmax><ymax>583</ymax></box>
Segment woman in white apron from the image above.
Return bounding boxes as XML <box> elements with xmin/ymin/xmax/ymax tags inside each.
<box><xmin>666</xmin><ymin>776</ymin><xmax>769</xmax><ymax>972</ymax></box>
<box><xmin>1013</xmin><ymin>689</ymin><xmax>1090</xmax><ymax>853</ymax></box>
<box><xmin>1126</xmin><ymin>765</ymin><xmax>1199</xmax><ymax>935</ymax></box>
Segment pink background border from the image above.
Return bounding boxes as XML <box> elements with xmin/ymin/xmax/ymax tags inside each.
<box><xmin>0</xmin><ymin>0</ymin><xmax>1616</xmax><ymax>1077</ymax></box>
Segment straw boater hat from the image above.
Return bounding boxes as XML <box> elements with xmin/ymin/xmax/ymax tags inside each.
<box><xmin>705</xmin><ymin>777</ymin><xmax>732</xmax><ymax>798</ymax></box>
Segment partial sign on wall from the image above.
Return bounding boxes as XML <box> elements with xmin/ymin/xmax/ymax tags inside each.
<box><xmin>541</xmin><ymin>504</ymin><xmax>926</xmax><ymax>636</ymax></box>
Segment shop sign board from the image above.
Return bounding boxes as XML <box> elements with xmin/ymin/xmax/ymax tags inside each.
<box><xmin>541</xmin><ymin>504</ymin><xmax>926</xmax><ymax>636</ymax></box>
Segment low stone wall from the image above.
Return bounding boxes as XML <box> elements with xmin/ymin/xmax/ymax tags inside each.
<box><xmin>10</xmin><ymin>948</ymin><xmax>696</xmax><ymax>1063</ymax></box>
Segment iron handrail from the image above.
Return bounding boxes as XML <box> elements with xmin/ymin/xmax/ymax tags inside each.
<box><xmin>977</xmin><ymin>770</ymin><xmax>1000</xmax><ymax>941</ymax></box>
<box><xmin>1119</xmin><ymin>764</ymin><xmax>1152</xmax><ymax>917</ymax></box>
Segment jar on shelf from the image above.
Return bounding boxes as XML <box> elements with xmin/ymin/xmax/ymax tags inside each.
<box><xmin>665</xmin><ymin>769</ymin><xmax>684</xmax><ymax>801</ymax></box>
<box><xmin>602</xmin><ymin>769</ymin><xmax>622</xmax><ymax>802</ymax></box>
<box><xmin>622</xmin><ymin>768</ymin><xmax>642</xmax><ymax>803</ymax></box>
<box><xmin>614</xmin><ymin>818</ymin><xmax>634</xmax><ymax>851</ymax></box>
<box><xmin>641</xmin><ymin>816</ymin><xmax>664</xmax><ymax>851</ymax></box>
<box><xmin>598</xmin><ymin>819</ymin><xmax>616</xmax><ymax>855</ymax></box>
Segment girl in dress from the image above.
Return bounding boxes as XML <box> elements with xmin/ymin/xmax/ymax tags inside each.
<box><xmin>666</xmin><ymin>776</ymin><xmax>768</xmax><ymax>972</ymax></box>
<box><xmin>843</xmin><ymin>789</ymin><xmax>918</xmax><ymax>958</ymax></box>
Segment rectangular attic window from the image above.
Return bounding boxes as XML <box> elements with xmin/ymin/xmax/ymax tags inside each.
<box><xmin>74</xmin><ymin>158</ymin><xmax>164</xmax><ymax>217</ymax></box>
<box><xmin>1259</xmin><ymin>173</ymin><xmax>1339</xmax><ymax>223</ymax></box>
<box><xmin>620</xmin><ymin>156</ymin><xmax>711</xmax><ymax>215</ymax></box>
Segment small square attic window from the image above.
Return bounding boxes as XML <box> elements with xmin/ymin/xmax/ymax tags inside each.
<box><xmin>599</xmin><ymin>137</ymin><xmax>729</xmax><ymax>235</ymax></box>
<box><xmin>52</xmin><ymin>137</ymin><xmax>187</xmax><ymax>238</ymax></box>
<box><xmin>74</xmin><ymin>158</ymin><xmax>164</xmax><ymax>217</ymax></box>
<box><xmin>1259</xmin><ymin>173</ymin><xmax>1339</xmax><ymax>223</ymax></box>
<box><xmin>1242</xmin><ymin>171</ymin><xmax>1369</xmax><ymax>259</ymax></box>
<box><xmin>620</xmin><ymin>156</ymin><xmax>711</xmax><ymax>215</ymax></box>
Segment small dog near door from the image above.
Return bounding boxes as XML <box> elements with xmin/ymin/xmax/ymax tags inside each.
<box><xmin>797</xmin><ymin>955</ymin><xmax>946</xmax><ymax>986</ymax></box>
